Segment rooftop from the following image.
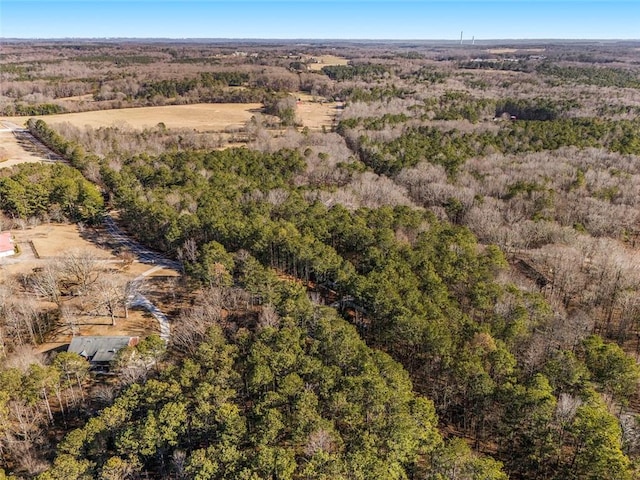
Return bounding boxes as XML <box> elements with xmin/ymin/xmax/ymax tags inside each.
<box><xmin>0</xmin><ymin>232</ymin><xmax>14</xmax><ymax>253</ymax></box>
<box><xmin>68</xmin><ymin>336</ymin><xmax>139</xmax><ymax>364</ymax></box>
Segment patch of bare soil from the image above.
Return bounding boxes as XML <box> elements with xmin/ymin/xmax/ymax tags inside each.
<box><xmin>487</xmin><ymin>48</ymin><xmax>518</xmax><ymax>54</ymax></box>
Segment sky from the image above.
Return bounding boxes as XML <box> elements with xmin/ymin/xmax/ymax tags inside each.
<box><xmin>1</xmin><ymin>1</ymin><xmax>638</xmax><ymax>40</ymax></box>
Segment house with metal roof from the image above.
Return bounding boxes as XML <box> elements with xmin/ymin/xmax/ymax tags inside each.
<box><xmin>68</xmin><ymin>336</ymin><xmax>139</xmax><ymax>369</ymax></box>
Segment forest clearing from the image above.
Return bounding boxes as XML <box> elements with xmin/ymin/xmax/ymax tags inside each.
<box><xmin>306</xmin><ymin>54</ymin><xmax>350</xmax><ymax>70</ymax></box>
<box><xmin>1</xmin><ymin>222</ymin><xmax>177</xmax><ymax>350</ymax></box>
<box><xmin>1</xmin><ymin>96</ymin><xmax>339</xmax><ymax>138</ymax></box>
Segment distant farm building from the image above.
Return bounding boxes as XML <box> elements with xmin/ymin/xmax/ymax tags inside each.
<box><xmin>68</xmin><ymin>336</ymin><xmax>139</xmax><ymax>369</ymax></box>
<box><xmin>0</xmin><ymin>232</ymin><xmax>15</xmax><ymax>257</ymax></box>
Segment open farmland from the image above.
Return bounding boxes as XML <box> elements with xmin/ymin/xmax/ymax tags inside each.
<box><xmin>306</xmin><ymin>54</ymin><xmax>349</xmax><ymax>71</ymax></box>
<box><xmin>295</xmin><ymin>92</ymin><xmax>342</xmax><ymax>130</ymax></box>
<box><xmin>0</xmin><ymin>128</ymin><xmax>56</xmax><ymax>167</ymax></box>
<box><xmin>1</xmin><ymin>103</ymin><xmax>263</xmax><ymax>132</ymax></box>
<box><xmin>2</xmin><ymin>99</ymin><xmax>341</xmax><ymax>134</ymax></box>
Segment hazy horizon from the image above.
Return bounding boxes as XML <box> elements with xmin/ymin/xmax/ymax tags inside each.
<box><xmin>2</xmin><ymin>37</ymin><xmax>638</xmax><ymax>43</ymax></box>
<box><xmin>2</xmin><ymin>1</ymin><xmax>639</xmax><ymax>41</ymax></box>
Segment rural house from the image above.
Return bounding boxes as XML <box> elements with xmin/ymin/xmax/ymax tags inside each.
<box><xmin>68</xmin><ymin>336</ymin><xmax>139</xmax><ymax>370</ymax></box>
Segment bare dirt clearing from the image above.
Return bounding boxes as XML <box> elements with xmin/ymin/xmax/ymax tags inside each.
<box><xmin>487</xmin><ymin>48</ymin><xmax>518</xmax><ymax>54</ymax></box>
<box><xmin>487</xmin><ymin>48</ymin><xmax>546</xmax><ymax>54</ymax></box>
<box><xmin>1</xmin><ymin>103</ymin><xmax>263</xmax><ymax>132</ymax></box>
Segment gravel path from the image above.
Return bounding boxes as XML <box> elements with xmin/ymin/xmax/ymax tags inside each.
<box><xmin>105</xmin><ymin>216</ymin><xmax>182</xmax><ymax>342</ymax></box>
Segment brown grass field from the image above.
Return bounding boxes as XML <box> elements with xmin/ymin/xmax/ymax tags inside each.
<box><xmin>296</xmin><ymin>93</ymin><xmax>341</xmax><ymax>130</ymax></box>
<box><xmin>1</xmin><ymin>97</ymin><xmax>340</xmax><ymax>146</ymax></box>
<box><xmin>27</xmin><ymin>224</ymin><xmax>113</xmax><ymax>260</ymax></box>
<box><xmin>0</xmin><ymin>129</ymin><xmax>54</xmax><ymax>167</ymax></box>
<box><xmin>487</xmin><ymin>48</ymin><xmax>546</xmax><ymax>54</ymax></box>
<box><xmin>1</xmin><ymin>103</ymin><xmax>263</xmax><ymax>132</ymax></box>
<box><xmin>306</xmin><ymin>54</ymin><xmax>349</xmax><ymax>71</ymax></box>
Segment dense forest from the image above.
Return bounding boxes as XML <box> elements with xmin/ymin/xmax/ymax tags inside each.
<box><xmin>1</xmin><ymin>40</ymin><xmax>640</xmax><ymax>479</ymax></box>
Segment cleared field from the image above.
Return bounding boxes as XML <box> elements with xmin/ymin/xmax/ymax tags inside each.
<box><xmin>487</xmin><ymin>48</ymin><xmax>518</xmax><ymax>54</ymax></box>
<box><xmin>1</xmin><ymin>223</ymin><xmax>175</xmax><ymax>348</ymax></box>
<box><xmin>487</xmin><ymin>48</ymin><xmax>546</xmax><ymax>54</ymax></box>
<box><xmin>295</xmin><ymin>92</ymin><xmax>342</xmax><ymax>130</ymax></box>
<box><xmin>2</xmin><ymin>224</ymin><xmax>113</xmax><ymax>277</ymax></box>
<box><xmin>307</xmin><ymin>54</ymin><xmax>349</xmax><ymax>71</ymax></box>
<box><xmin>28</xmin><ymin>224</ymin><xmax>113</xmax><ymax>259</ymax></box>
<box><xmin>0</xmin><ymin>103</ymin><xmax>263</xmax><ymax>132</ymax></box>
<box><xmin>0</xmin><ymin>129</ymin><xmax>53</xmax><ymax>167</ymax></box>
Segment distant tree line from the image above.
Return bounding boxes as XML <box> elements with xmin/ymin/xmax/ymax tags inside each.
<box><xmin>538</xmin><ymin>63</ymin><xmax>640</xmax><ymax>89</ymax></box>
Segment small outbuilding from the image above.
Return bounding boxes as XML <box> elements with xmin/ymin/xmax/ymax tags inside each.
<box><xmin>68</xmin><ymin>336</ymin><xmax>139</xmax><ymax>370</ymax></box>
<box><xmin>0</xmin><ymin>232</ymin><xmax>15</xmax><ymax>258</ymax></box>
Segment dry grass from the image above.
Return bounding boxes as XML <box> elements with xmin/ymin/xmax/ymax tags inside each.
<box><xmin>487</xmin><ymin>48</ymin><xmax>518</xmax><ymax>54</ymax></box>
<box><xmin>1</xmin><ymin>223</ymin><xmax>179</xmax><ymax>350</ymax></box>
<box><xmin>0</xmin><ymin>130</ymin><xmax>50</xmax><ymax>167</ymax></box>
<box><xmin>26</xmin><ymin>224</ymin><xmax>112</xmax><ymax>259</ymax></box>
<box><xmin>487</xmin><ymin>48</ymin><xmax>545</xmax><ymax>54</ymax></box>
<box><xmin>295</xmin><ymin>93</ymin><xmax>342</xmax><ymax>130</ymax></box>
<box><xmin>0</xmin><ymin>103</ymin><xmax>263</xmax><ymax>132</ymax></box>
<box><xmin>307</xmin><ymin>54</ymin><xmax>349</xmax><ymax>71</ymax></box>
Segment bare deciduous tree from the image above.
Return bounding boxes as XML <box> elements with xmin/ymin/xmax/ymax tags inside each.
<box><xmin>95</xmin><ymin>273</ymin><xmax>130</xmax><ymax>326</ymax></box>
<box><xmin>61</xmin><ymin>249</ymin><xmax>100</xmax><ymax>295</ymax></box>
<box><xmin>257</xmin><ymin>304</ymin><xmax>280</xmax><ymax>331</ymax></box>
<box><xmin>30</xmin><ymin>262</ymin><xmax>63</xmax><ymax>306</ymax></box>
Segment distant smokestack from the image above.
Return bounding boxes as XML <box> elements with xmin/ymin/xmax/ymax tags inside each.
<box><xmin>472</xmin><ymin>36</ymin><xmax>475</xmax><ymax>45</ymax></box>
<box><xmin>460</xmin><ymin>31</ymin><xmax>463</xmax><ymax>45</ymax></box>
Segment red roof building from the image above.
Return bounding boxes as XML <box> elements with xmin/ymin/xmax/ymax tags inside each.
<box><xmin>0</xmin><ymin>232</ymin><xmax>14</xmax><ymax>258</ymax></box>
